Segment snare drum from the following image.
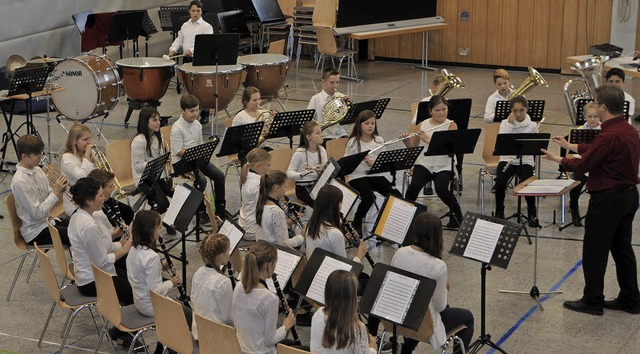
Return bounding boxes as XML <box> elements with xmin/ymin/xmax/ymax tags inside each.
<box><xmin>177</xmin><ymin>63</ymin><xmax>245</xmax><ymax>111</ymax></box>
<box><xmin>50</xmin><ymin>54</ymin><xmax>122</xmax><ymax>120</ymax></box>
<box><xmin>237</xmin><ymin>54</ymin><xmax>289</xmax><ymax>97</ymax></box>
<box><xmin>116</xmin><ymin>57</ymin><xmax>175</xmax><ymax>102</ymax></box>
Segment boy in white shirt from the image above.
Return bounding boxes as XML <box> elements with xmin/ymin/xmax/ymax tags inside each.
<box><xmin>307</xmin><ymin>68</ymin><xmax>348</xmax><ymax>144</ymax></box>
<box><xmin>605</xmin><ymin>68</ymin><xmax>635</xmax><ymax>124</ymax></box>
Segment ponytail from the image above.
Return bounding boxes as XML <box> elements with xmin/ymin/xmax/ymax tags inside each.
<box><xmin>240</xmin><ymin>148</ymin><xmax>272</xmax><ymax>185</ymax></box>
<box><xmin>255</xmin><ymin>170</ymin><xmax>288</xmax><ymax>225</ymax></box>
<box><xmin>241</xmin><ymin>241</ymin><xmax>277</xmax><ymax>293</ymax></box>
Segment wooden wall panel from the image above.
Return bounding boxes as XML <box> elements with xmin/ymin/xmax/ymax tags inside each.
<box><xmin>456</xmin><ymin>0</ymin><xmax>473</xmax><ymax>63</ymax></box>
<box><xmin>515</xmin><ymin>0</ymin><xmax>534</xmax><ymax>67</ymax></box>
<box><xmin>531</xmin><ymin>0</ymin><xmax>551</xmax><ymax>68</ymax></box>
<box><xmin>469</xmin><ymin>0</ymin><xmax>488</xmax><ymax>64</ymax></box>
<box><xmin>637</xmin><ymin>1</ymin><xmax>640</xmax><ymax>53</ymax></box>
<box><xmin>484</xmin><ymin>0</ymin><xmax>504</xmax><ymax>65</ymax></box>
<box><xmin>501</xmin><ymin>1</ymin><xmax>519</xmax><ymax>66</ymax></box>
<box><xmin>546</xmin><ymin>2</ymin><xmax>564</xmax><ymax>69</ymax></box>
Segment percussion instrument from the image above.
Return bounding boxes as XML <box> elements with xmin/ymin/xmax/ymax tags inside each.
<box><xmin>177</xmin><ymin>63</ymin><xmax>245</xmax><ymax>111</ymax></box>
<box><xmin>116</xmin><ymin>57</ymin><xmax>175</xmax><ymax>102</ymax></box>
<box><xmin>237</xmin><ymin>54</ymin><xmax>289</xmax><ymax>97</ymax></box>
<box><xmin>25</xmin><ymin>57</ymin><xmax>63</xmax><ymax>70</ymax></box>
<box><xmin>50</xmin><ymin>54</ymin><xmax>122</xmax><ymax>120</ymax></box>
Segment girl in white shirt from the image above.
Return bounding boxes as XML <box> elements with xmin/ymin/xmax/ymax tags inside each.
<box><xmin>310</xmin><ymin>270</ymin><xmax>377</xmax><ymax>354</ymax></box>
<box><xmin>256</xmin><ymin>171</ymin><xmax>304</xmax><ymax>249</ymax></box>
<box><xmin>287</xmin><ymin>120</ymin><xmax>327</xmax><ymax>206</ymax></box>
<box><xmin>240</xmin><ymin>148</ymin><xmax>272</xmax><ymax>241</ymax></box>
<box><xmin>232</xmin><ymin>86</ymin><xmax>262</xmax><ymax>126</ymax></box>
<box><xmin>61</xmin><ymin>123</ymin><xmax>96</xmax><ymax>216</ymax></box>
<box><xmin>344</xmin><ymin>110</ymin><xmax>401</xmax><ymax>237</ymax></box>
<box><xmin>390</xmin><ymin>212</ymin><xmax>474</xmax><ymax>354</ymax></box>
<box><xmin>483</xmin><ymin>69</ymin><xmax>513</xmax><ymax>124</ymax></box>
<box><xmin>191</xmin><ymin>234</ymin><xmax>233</xmax><ymax>340</ymax></box>
<box><xmin>232</xmin><ymin>242</ymin><xmax>296</xmax><ymax>354</ymax></box>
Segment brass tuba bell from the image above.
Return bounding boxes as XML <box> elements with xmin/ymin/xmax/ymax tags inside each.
<box><xmin>508</xmin><ymin>66</ymin><xmax>548</xmax><ymax>100</ymax></box>
<box><xmin>430</xmin><ymin>69</ymin><xmax>465</xmax><ymax>97</ymax></box>
<box><xmin>563</xmin><ymin>55</ymin><xmax>609</xmax><ymax>125</ymax></box>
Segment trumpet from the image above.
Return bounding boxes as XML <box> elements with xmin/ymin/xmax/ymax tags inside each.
<box><xmin>502</xmin><ymin>117</ymin><xmax>545</xmax><ymax>172</ymax></box>
<box><xmin>92</xmin><ymin>147</ymin><xmax>129</xmax><ymax>199</ymax></box>
<box><xmin>368</xmin><ymin>121</ymin><xmax>450</xmax><ymax>155</ymax></box>
<box><xmin>161</xmin><ymin>138</ymin><xmax>176</xmax><ymax>191</ymax></box>
<box><xmin>320</xmin><ymin>93</ymin><xmax>350</xmax><ymax>130</ymax></box>
<box><xmin>42</xmin><ymin>165</ymin><xmax>73</xmax><ymax>201</ymax></box>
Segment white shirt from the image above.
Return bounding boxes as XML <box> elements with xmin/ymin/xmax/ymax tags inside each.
<box><xmin>413</xmin><ymin>118</ymin><xmax>454</xmax><ymax>173</ymax></box>
<box><xmin>191</xmin><ymin>266</ymin><xmax>234</xmax><ymax>340</ymax></box>
<box><xmin>287</xmin><ymin>147</ymin><xmax>328</xmax><ymax>183</ymax></box>
<box><xmin>625</xmin><ymin>91</ymin><xmax>635</xmax><ymax>124</ymax></box>
<box><xmin>232</xmin><ymin>110</ymin><xmax>258</xmax><ymax>126</ymax></box>
<box><xmin>171</xmin><ymin>116</ymin><xmax>204</xmax><ymax>164</ymax></box>
<box><xmin>61</xmin><ymin>152</ymin><xmax>95</xmax><ymax>216</ymax></box>
<box><xmin>126</xmin><ymin>246</ymin><xmax>173</xmax><ymax>317</ymax></box>
<box><xmin>232</xmin><ymin>282</ymin><xmax>287</xmax><ymax>354</ymax></box>
<box><xmin>305</xmin><ymin>225</ymin><xmax>361</xmax><ymax>264</ymax></box>
<box><xmin>310</xmin><ymin>307</ymin><xmax>376</xmax><ymax>354</ymax></box>
<box><xmin>69</xmin><ymin>208</ymin><xmax>122</xmax><ymax>286</ymax></box>
<box><xmin>131</xmin><ymin>134</ymin><xmax>165</xmax><ymax>185</ymax></box>
<box><xmin>10</xmin><ymin>165</ymin><xmax>59</xmax><ymax>242</ymax></box>
<box><xmin>498</xmin><ymin>114</ymin><xmax>537</xmax><ymax>166</ymax></box>
<box><xmin>344</xmin><ymin>136</ymin><xmax>387</xmax><ymax>181</ymax></box>
<box><xmin>411</xmin><ymin>95</ymin><xmax>432</xmax><ymax>125</ymax></box>
<box><xmin>240</xmin><ymin>171</ymin><xmax>261</xmax><ymax>241</ymax></box>
<box><xmin>257</xmin><ymin>204</ymin><xmax>304</xmax><ymax>248</ymax></box>
<box><xmin>308</xmin><ymin>90</ymin><xmax>347</xmax><ymax>139</ymax></box>
<box><xmin>169</xmin><ymin>17</ymin><xmax>214</xmax><ymax>55</ymax></box>
<box><xmin>391</xmin><ymin>246</ymin><xmax>448</xmax><ymax>350</ymax></box>
<box><xmin>484</xmin><ymin>89</ymin><xmax>512</xmax><ymax>124</ymax></box>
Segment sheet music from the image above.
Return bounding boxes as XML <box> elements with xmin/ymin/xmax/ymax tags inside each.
<box><xmin>371</xmin><ymin>271</ymin><xmax>419</xmax><ymax>324</ymax></box>
<box><xmin>218</xmin><ymin>220</ymin><xmax>244</xmax><ymax>253</ymax></box>
<box><xmin>518</xmin><ymin>179</ymin><xmax>575</xmax><ymax>194</ymax></box>
<box><xmin>266</xmin><ymin>249</ymin><xmax>302</xmax><ymax>294</ymax></box>
<box><xmin>329</xmin><ymin>179</ymin><xmax>358</xmax><ymax>216</ymax></box>
<box><xmin>463</xmin><ymin>219</ymin><xmax>503</xmax><ymax>263</ymax></box>
<box><xmin>307</xmin><ymin>257</ymin><xmax>352</xmax><ymax>304</ymax></box>
<box><xmin>375</xmin><ymin>196</ymin><xmax>417</xmax><ymax>244</ymax></box>
<box><xmin>310</xmin><ymin>162</ymin><xmax>336</xmax><ymax>199</ymax></box>
<box><xmin>162</xmin><ymin>184</ymin><xmax>190</xmax><ymax>226</ymax></box>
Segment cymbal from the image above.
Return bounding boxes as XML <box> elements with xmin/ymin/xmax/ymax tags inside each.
<box><xmin>5</xmin><ymin>54</ymin><xmax>27</xmax><ymax>74</ymax></box>
<box><xmin>27</xmin><ymin>57</ymin><xmax>63</xmax><ymax>64</ymax></box>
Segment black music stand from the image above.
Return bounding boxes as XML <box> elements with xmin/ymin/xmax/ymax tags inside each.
<box><xmin>261</xmin><ymin>109</ymin><xmax>315</xmax><ymax>148</ymax></box>
<box><xmin>493</xmin><ymin>100</ymin><xmax>545</xmax><ymax>122</ymax></box>
<box><xmin>416</xmin><ymin>98</ymin><xmax>472</xmax><ymax>128</ymax></box>
<box><xmin>371</xmin><ymin>194</ymin><xmax>428</xmax><ymax>245</ymax></box>
<box><xmin>159</xmin><ymin>6</ymin><xmax>189</xmax><ymax>33</ymax></box>
<box><xmin>117</xmin><ymin>10</ymin><xmax>157</xmax><ymax>56</ymax></box>
<box><xmin>330</xmin><ymin>178</ymin><xmax>360</xmax><ymax>218</ymax></box>
<box><xmin>340</xmin><ymin>98</ymin><xmax>391</xmax><ymax>125</ymax></box>
<box><xmin>425</xmin><ymin>129</ymin><xmax>481</xmax><ymax>227</ymax></box>
<box><xmin>336</xmin><ymin>151</ymin><xmax>368</xmax><ymax>179</ymax></box>
<box><xmin>575</xmin><ymin>98</ymin><xmax>629</xmax><ymax>126</ymax></box>
<box><xmin>493</xmin><ymin>133</ymin><xmax>550</xmax><ymax>241</ymax></box>
<box><xmin>310</xmin><ymin>158</ymin><xmax>341</xmax><ymax>199</ymax></box>
<box><xmin>130</xmin><ymin>152</ymin><xmax>170</xmax><ymax>211</ymax></box>
<box><xmin>492</xmin><ymin>100</ymin><xmax>510</xmax><ymax>123</ymax></box>
<box><xmin>368</xmin><ymin>147</ymin><xmax>424</xmax><ymax>186</ymax></box>
<box><xmin>450</xmin><ymin>212</ymin><xmax>522</xmax><ymax>354</ymax></box>
<box><xmin>216</xmin><ymin>121</ymin><xmax>264</xmax><ymax>161</ymax></box>
<box><xmin>107</xmin><ymin>11</ymin><xmax>144</xmax><ymax>58</ymax></box>
<box><xmin>360</xmin><ymin>263</ymin><xmax>436</xmax><ymax>354</ymax></box>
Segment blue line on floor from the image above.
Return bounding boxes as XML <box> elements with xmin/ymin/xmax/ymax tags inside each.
<box><xmin>487</xmin><ymin>259</ymin><xmax>583</xmax><ymax>354</ymax></box>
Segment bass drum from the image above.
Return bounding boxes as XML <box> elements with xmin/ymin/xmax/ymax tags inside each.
<box><xmin>116</xmin><ymin>57</ymin><xmax>175</xmax><ymax>102</ymax></box>
<box><xmin>237</xmin><ymin>54</ymin><xmax>289</xmax><ymax>98</ymax></box>
<box><xmin>50</xmin><ymin>54</ymin><xmax>122</xmax><ymax>120</ymax></box>
<box><xmin>177</xmin><ymin>63</ymin><xmax>245</xmax><ymax>111</ymax></box>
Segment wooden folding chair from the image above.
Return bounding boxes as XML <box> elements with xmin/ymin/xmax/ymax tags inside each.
<box><xmin>269</xmin><ymin>147</ymin><xmax>295</xmax><ymax>196</ymax></box>
<box><xmin>47</xmin><ymin>220</ymin><xmax>74</xmax><ymax>284</ymax></box>
<box><xmin>325</xmin><ymin>137</ymin><xmax>348</xmax><ymax>160</ymax></box>
<box><xmin>277</xmin><ymin>343</ymin><xmax>312</xmax><ymax>353</ymax></box>
<box><xmin>105</xmin><ymin>139</ymin><xmax>136</xmax><ymax>193</ymax></box>
<box><xmin>477</xmin><ymin>123</ymin><xmax>501</xmax><ymax>215</ymax></box>
<box><xmin>194</xmin><ymin>313</ymin><xmax>243</xmax><ymax>354</ymax></box>
<box><xmin>149</xmin><ymin>290</ymin><xmax>194</xmax><ymax>354</ymax></box>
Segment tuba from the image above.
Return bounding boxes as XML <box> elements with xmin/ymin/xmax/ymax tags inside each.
<box><xmin>508</xmin><ymin>66</ymin><xmax>548</xmax><ymax>100</ymax></box>
<box><xmin>430</xmin><ymin>69</ymin><xmax>465</xmax><ymax>97</ymax></box>
<box><xmin>92</xmin><ymin>147</ymin><xmax>129</xmax><ymax>199</ymax></box>
<box><xmin>320</xmin><ymin>93</ymin><xmax>350</xmax><ymax>130</ymax></box>
<box><xmin>256</xmin><ymin>108</ymin><xmax>278</xmax><ymax>146</ymax></box>
<box><xmin>563</xmin><ymin>55</ymin><xmax>609</xmax><ymax>125</ymax></box>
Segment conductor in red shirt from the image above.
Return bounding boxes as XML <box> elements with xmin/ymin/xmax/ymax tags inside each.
<box><xmin>542</xmin><ymin>85</ymin><xmax>640</xmax><ymax>316</ymax></box>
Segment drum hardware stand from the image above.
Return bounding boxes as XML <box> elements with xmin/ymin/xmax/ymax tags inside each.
<box><xmin>123</xmin><ymin>99</ymin><xmax>161</xmax><ymax>128</ymax></box>
<box><xmin>80</xmin><ymin>113</ymin><xmax>111</xmax><ymax>146</ymax></box>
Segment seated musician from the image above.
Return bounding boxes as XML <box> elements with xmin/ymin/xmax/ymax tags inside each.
<box><xmin>10</xmin><ymin>135</ymin><xmax>70</xmax><ymax>246</ymax></box>
<box><xmin>170</xmin><ymin>94</ymin><xmax>227</xmax><ymax>224</ymax></box>
<box><xmin>483</xmin><ymin>69</ymin><xmax>513</xmax><ymax>124</ymax></box>
<box><xmin>605</xmin><ymin>68</ymin><xmax>635</xmax><ymax>123</ymax></box>
<box><xmin>494</xmin><ymin>96</ymin><xmax>539</xmax><ymax>227</ymax></box>
<box><xmin>308</xmin><ymin>67</ymin><xmax>348</xmax><ymax>145</ymax></box>
<box><xmin>403</xmin><ymin>95</ymin><xmax>463</xmax><ymax>228</ymax></box>
<box><xmin>131</xmin><ymin>107</ymin><xmax>175</xmax><ymax>234</ymax></box>
<box><xmin>286</xmin><ymin>120</ymin><xmax>327</xmax><ymax>207</ymax></box>
<box><xmin>240</xmin><ymin>148</ymin><xmax>272</xmax><ymax>241</ymax></box>
<box><xmin>232</xmin><ymin>86</ymin><xmax>263</xmax><ymax>126</ymax></box>
<box><xmin>410</xmin><ymin>74</ymin><xmax>445</xmax><ymax>125</ymax></box>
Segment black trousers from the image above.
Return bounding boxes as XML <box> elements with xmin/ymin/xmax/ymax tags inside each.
<box><xmin>402</xmin><ymin>307</ymin><xmax>474</xmax><ymax>354</ymax></box>
<box><xmin>173</xmin><ymin>159</ymin><xmax>226</xmax><ymax>212</ymax></box>
<box><xmin>295</xmin><ymin>184</ymin><xmax>315</xmax><ymax>207</ymax></box>
<box><xmin>148</xmin><ymin>179</ymin><xmax>175</xmax><ymax>214</ymax></box>
<box><xmin>27</xmin><ymin>219</ymin><xmax>70</xmax><ymax>246</ymax></box>
<box><xmin>405</xmin><ymin>165</ymin><xmax>460</xmax><ymax>214</ymax></box>
<box><xmin>569</xmin><ymin>173</ymin><xmax>587</xmax><ymax>209</ymax></box>
<box><xmin>494</xmin><ymin>161</ymin><xmax>536</xmax><ymax>214</ymax></box>
<box><xmin>582</xmin><ymin>186</ymin><xmax>640</xmax><ymax>307</ymax></box>
<box><xmin>78</xmin><ymin>267</ymin><xmax>134</xmax><ymax>306</ymax></box>
<box><xmin>348</xmin><ymin>176</ymin><xmax>401</xmax><ymax>232</ymax></box>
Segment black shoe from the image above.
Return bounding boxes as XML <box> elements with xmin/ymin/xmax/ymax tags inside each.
<box><xmin>165</xmin><ymin>224</ymin><xmax>176</xmax><ymax>235</ymax></box>
<box><xmin>198</xmin><ymin>212</ymin><xmax>211</xmax><ymax>226</ymax></box>
<box><xmin>295</xmin><ymin>311</ymin><xmax>313</xmax><ymax>327</ymax></box>
<box><xmin>570</xmin><ymin>207</ymin><xmax>581</xmax><ymax>226</ymax></box>
<box><xmin>423</xmin><ymin>182</ymin><xmax>433</xmax><ymax>195</ymax></box>
<box><xmin>563</xmin><ymin>299</ymin><xmax>603</xmax><ymax>315</ymax></box>
<box><xmin>108</xmin><ymin>326</ymin><xmax>121</xmax><ymax>341</ymax></box>
<box><xmin>604</xmin><ymin>298</ymin><xmax>640</xmax><ymax>314</ymax></box>
<box><xmin>527</xmin><ymin>212</ymin><xmax>539</xmax><ymax>228</ymax></box>
<box><xmin>452</xmin><ymin>179</ymin><xmax>463</xmax><ymax>192</ymax></box>
<box><xmin>495</xmin><ymin>210</ymin><xmax>505</xmax><ymax>219</ymax></box>
<box><xmin>446</xmin><ymin>218</ymin><xmax>461</xmax><ymax>229</ymax></box>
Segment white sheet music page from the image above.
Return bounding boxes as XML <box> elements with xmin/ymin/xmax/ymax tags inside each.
<box><xmin>266</xmin><ymin>249</ymin><xmax>301</xmax><ymax>294</ymax></box>
<box><xmin>378</xmin><ymin>196</ymin><xmax>417</xmax><ymax>244</ymax></box>
<box><xmin>330</xmin><ymin>179</ymin><xmax>358</xmax><ymax>216</ymax></box>
<box><xmin>371</xmin><ymin>271</ymin><xmax>419</xmax><ymax>324</ymax></box>
<box><xmin>218</xmin><ymin>221</ymin><xmax>244</xmax><ymax>253</ymax></box>
<box><xmin>310</xmin><ymin>162</ymin><xmax>336</xmax><ymax>199</ymax></box>
<box><xmin>162</xmin><ymin>184</ymin><xmax>190</xmax><ymax>226</ymax></box>
<box><xmin>307</xmin><ymin>257</ymin><xmax>352</xmax><ymax>304</ymax></box>
<box><xmin>518</xmin><ymin>179</ymin><xmax>575</xmax><ymax>194</ymax></box>
<box><xmin>463</xmin><ymin>219</ymin><xmax>504</xmax><ymax>263</ymax></box>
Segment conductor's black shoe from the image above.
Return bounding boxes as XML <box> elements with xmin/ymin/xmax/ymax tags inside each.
<box><xmin>423</xmin><ymin>182</ymin><xmax>433</xmax><ymax>195</ymax></box>
<box><xmin>494</xmin><ymin>210</ymin><xmax>505</xmax><ymax>219</ymax></box>
<box><xmin>527</xmin><ymin>212</ymin><xmax>539</xmax><ymax>228</ymax></box>
<box><xmin>604</xmin><ymin>298</ymin><xmax>640</xmax><ymax>314</ymax></box>
<box><xmin>563</xmin><ymin>299</ymin><xmax>603</xmax><ymax>315</ymax></box>
<box><xmin>570</xmin><ymin>206</ymin><xmax>581</xmax><ymax>226</ymax></box>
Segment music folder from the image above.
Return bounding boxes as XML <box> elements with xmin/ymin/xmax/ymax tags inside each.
<box><xmin>218</xmin><ymin>217</ymin><xmax>246</xmax><ymax>256</ymax></box>
<box><xmin>162</xmin><ymin>183</ymin><xmax>204</xmax><ymax>234</ymax></box>
<box><xmin>371</xmin><ymin>195</ymin><xmax>428</xmax><ymax>245</ymax></box>
<box><xmin>262</xmin><ymin>241</ymin><xmax>305</xmax><ymax>293</ymax></box>
<box><xmin>309</xmin><ymin>158</ymin><xmax>341</xmax><ymax>200</ymax></box>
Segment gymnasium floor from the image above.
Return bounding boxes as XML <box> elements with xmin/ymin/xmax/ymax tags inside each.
<box><xmin>0</xmin><ymin>56</ymin><xmax>638</xmax><ymax>353</ymax></box>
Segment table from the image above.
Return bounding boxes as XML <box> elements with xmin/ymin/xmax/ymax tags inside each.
<box><xmin>566</xmin><ymin>54</ymin><xmax>640</xmax><ymax>79</ymax></box>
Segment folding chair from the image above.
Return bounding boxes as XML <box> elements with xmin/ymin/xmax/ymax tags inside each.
<box><xmin>477</xmin><ymin>123</ymin><xmax>500</xmax><ymax>215</ymax></box>
<box><xmin>194</xmin><ymin>313</ymin><xmax>243</xmax><ymax>354</ymax></box>
<box><xmin>149</xmin><ymin>290</ymin><xmax>195</xmax><ymax>354</ymax></box>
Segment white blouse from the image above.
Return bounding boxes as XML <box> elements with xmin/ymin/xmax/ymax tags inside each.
<box><xmin>232</xmin><ymin>110</ymin><xmax>258</xmax><ymax>126</ymax></box>
<box><xmin>305</xmin><ymin>225</ymin><xmax>361</xmax><ymax>264</ymax></box>
<box><xmin>287</xmin><ymin>147</ymin><xmax>328</xmax><ymax>183</ymax></box>
<box><xmin>131</xmin><ymin>134</ymin><xmax>165</xmax><ymax>185</ymax></box>
<box><xmin>413</xmin><ymin>118</ymin><xmax>453</xmax><ymax>173</ymax></box>
<box><xmin>257</xmin><ymin>204</ymin><xmax>304</xmax><ymax>248</ymax></box>
<box><xmin>310</xmin><ymin>307</ymin><xmax>376</xmax><ymax>354</ymax></box>
<box><xmin>240</xmin><ymin>171</ymin><xmax>261</xmax><ymax>241</ymax></box>
<box><xmin>344</xmin><ymin>136</ymin><xmax>388</xmax><ymax>181</ymax></box>
<box><xmin>61</xmin><ymin>152</ymin><xmax>95</xmax><ymax>216</ymax></box>
<box><xmin>126</xmin><ymin>246</ymin><xmax>173</xmax><ymax>317</ymax></box>
<box><xmin>498</xmin><ymin>114</ymin><xmax>537</xmax><ymax>166</ymax></box>
<box><xmin>191</xmin><ymin>266</ymin><xmax>233</xmax><ymax>340</ymax></box>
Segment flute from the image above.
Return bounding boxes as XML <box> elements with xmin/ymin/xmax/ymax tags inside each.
<box><xmin>340</xmin><ymin>213</ymin><xmax>375</xmax><ymax>267</ymax></box>
<box><xmin>368</xmin><ymin>121</ymin><xmax>450</xmax><ymax>155</ymax></box>
<box><xmin>224</xmin><ymin>261</ymin><xmax>236</xmax><ymax>289</ymax></box>
<box><xmin>157</xmin><ymin>235</ymin><xmax>190</xmax><ymax>307</ymax></box>
<box><xmin>271</xmin><ymin>273</ymin><xmax>301</xmax><ymax>345</ymax></box>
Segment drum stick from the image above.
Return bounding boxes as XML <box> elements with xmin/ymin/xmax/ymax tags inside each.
<box><xmin>162</xmin><ymin>54</ymin><xmax>185</xmax><ymax>60</ymax></box>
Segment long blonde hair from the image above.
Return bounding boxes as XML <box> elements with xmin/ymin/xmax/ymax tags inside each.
<box><xmin>64</xmin><ymin>123</ymin><xmax>91</xmax><ymax>156</ymax></box>
<box><xmin>200</xmin><ymin>234</ymin><xmax>230</xmax><ymax>272</ymax></box>
<box><xmin>241</xmin><ymin>241</ymin><xmax>277</xmax><ymax>293</ymax></box>
<box><xmin>240</xmin><ymin>148</ymin><xmax>271</xmax><ymax>184</ymax></box>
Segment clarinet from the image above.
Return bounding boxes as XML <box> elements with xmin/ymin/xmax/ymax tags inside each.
<box><xmin>224</xmin><ymin>261</ymin><xmax>236</xmax><ymax>289</ymax></box>
<box><xmin>102</xmin><ymin>204</ymin><xmax>130</xmax><ymax>239</ymax></box>
<box><xmin>271</xmin><ymin>273</ymin><xmax>301</xmax><ymax>345</ymax></box>
<box><xmin>282</xmin><ymin>196</ymin><xmax>305</xmax><ymax>230</ymax></box>
<box><xmin>157</xmin><ymin>236</ymin><xmax>190</xmax><ymax>306</ymax></box>
<box><xmin>340</xmin><ymin>213</ymin><xmax>375</xmax><ymax>267</ymax></box>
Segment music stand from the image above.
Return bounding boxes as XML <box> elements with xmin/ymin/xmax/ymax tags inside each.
<box><xmin>425</xmin><ymin>129</ymin><xmax>481</xmax><ymax>227</ymax></box>
<box><xmin>130</xmin><ymin>152</ymin><xmax>170</xmax><ymax>211</ymax></box>
<box><xmin>261</xmin><ymin>109</ymin><xmax>315</xmax><ymax>148</ymax></box>
<box><xmin>117</xmin><ymin>10</ymin><xmax>157</xmax><ymax>56</ymax></box>
<box><xmin>159</xmin><ymin>6</ymin><xmax>190</xmax><ymax>33</ymax></box>
<box><xmin>416</xmin><ymin>98</ymin><xmax>472</xmax><ymax>128</ymax></box>
<box><xmin>371</xmin><ymin>194</ymin><xmax>428</xmax><ymax>245</ymax></box>
<box><xmin>360</xmin><ymin>263</ymin><xmax>436</xmax><ymax>354</ymax></box>
<box><xmin>492</xmin><ymin>100</ymin><xmax>510</xmax><ymax>123</ymax></box>
<box><xmin>216</xmin><ymin>121</ymin><xmax>264</xmax><ymax>161</ymax></box>
<box><xmin>340</xmin><ymin>98</ymin><xmax>391</xmax><ymax>125</ymax></box>
<box><xmin>107</xmin><ymin>11</ymin><xmax>144</xmax><ymax>58</ymax></box>
<box><xmin>493</xmin><ymin>133</ymin><xmax>550</xmax><ymax>241</ymax></box>
<box><xmin>493</xmin><ymin>100</ymin><xmax>545</xmax><ymax>122</ymax></box>
<box><xmin>367</xmin><ymin>147</ymin><xmax>424</xmax><ymax>186</ymax></box>
<box><xmin>450</xmin><ymin>212</ymin><xmax>523</xmax><ymax>354</ymax></box>
<box><xmin>309</xmin><ymin>158</ymin><xmax>341</xmax><ymax>199</ymax></box>
<box><xmin>8</xmin><ymin>66</ymin><xmax>53</xmax><ymax>136</ymax></box>
<box><xmin>336</xmin><ymin>151</ymin><xmax>368</xmax><ymax>179</ymax></box>
<box><xmin>263</xmin><ymin>240</ymin><xmax>305</xmax><ymax>293</ymax></box>
<box><xmin>329</xmin><ymin>178</ymin><xmax>360</xmax><ymax>218</ymax></box>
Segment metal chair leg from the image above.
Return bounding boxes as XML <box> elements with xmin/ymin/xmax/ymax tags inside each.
<box><xmin>37</xmin><ymin>301</ymin><xmax>57</xmax><ymax>347</ymax></box>
<box><xmin>26</xmin><ymin>250</ymin><xmax>38</xmax><ymax>283</ymax></box>
<box><xmin>6</xmin><ymin>252</ymin><xmax>28</xmax><ymax>301</ymax></box>
<box><xmin>60</xmin><ymin>310</ymin><xmax>72</xmax><ymax>337</ymax></box>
